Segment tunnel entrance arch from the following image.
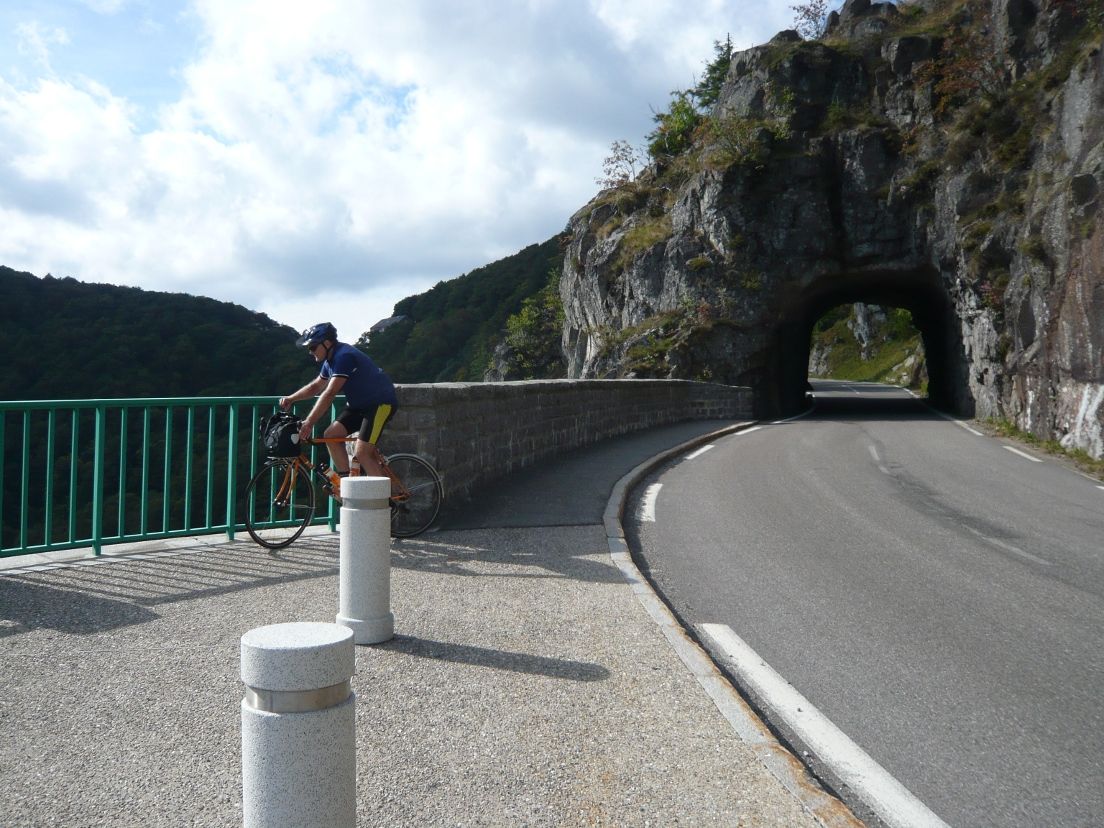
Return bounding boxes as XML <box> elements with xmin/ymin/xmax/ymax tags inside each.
<box><xmin>763</xmin><ymin>267</ymin><xmax>973</xmax><ymax>419</ymax></box>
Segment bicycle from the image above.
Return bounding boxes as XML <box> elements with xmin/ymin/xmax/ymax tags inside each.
<box><xmin>243</xmin><ymin>432</ymin><xmax>443</xmax><ymax>549</ymax></box>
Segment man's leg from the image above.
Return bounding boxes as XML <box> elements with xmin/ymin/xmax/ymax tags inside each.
<box><xmin>323</xmin><ymin>421</ymin><xmax>351</xmax><ymax>472</ymax></box>
<box><xmin>354</xmin><ymin>439</ymin><xmax>387</xmax><ymax>478</ymax></box>
<box><xmin>355</xmin><ymin>404</ymin><xmax>395</xmax><ymax>480</ymax></box>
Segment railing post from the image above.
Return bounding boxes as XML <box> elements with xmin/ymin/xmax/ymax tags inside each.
<box><xmin>183</xmin><ymin>405</ymin><xmax>195</xmax><ymax>531</ymax></box>
<box><xmin>336</xmin><ymin>476</ymin><xmax>394</xmax><ymax>644</ymax></box>
<box><xmin>205</xmin><ymin>405</ymin><xmax>216</xmax><ymax>530</ymax></box>
<box><xmin>327</xmin><ymin>399</ymin><xmax>341</xmax><ymax>533</ymax></box>
<box><xmin>240</xmin><ymin>622</ymin><xmax>356</xmax><ymax>828</ymax></box>
<box><xmin>20</xmin><ymin>410</ymin><xmax>30</xmax><ymax>551</ymax></box>
<box><xmin>140</xmin><ymin>408</ymin><xmax>151</xmax><ymax>536</ymax></box>
<box><xmin>91</xmin><ymin>405</ymin><xmax>106</xmax><ymax>556</ymax></box>
<box><xmin>0</xmin><ymin>411</ymin><xmax>5</xmax><ymax>547</ymax></box>
<box><xmin>44</xmin><ymin>409</ymin><xmax>55</xmax><ymax>547</ymax></box>
<box><xmin>226</xmin><ymin>403</ymin><xmax>239</xmax><ymax>541</ymax></box>
<box><xmin>117</xmin><ymin>407</ymin><xmax>128</xmax><ymax>539</ymax></box>
<box><xmin>68</xmin><ymin>410</ymin><xmax>79</xmax><ymax>545</ymax></box>
<box><xmin>162</xmin><ymin>408</ymin><xmax>173</xmax><ymax>533</ymax></box>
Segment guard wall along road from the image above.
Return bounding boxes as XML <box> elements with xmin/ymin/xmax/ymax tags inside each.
<box><xmin>384</xmin><ymin>379</ymin><xmax>752</xmax><ymax>504</ymax></box>
<box><xmin>0</xmin><ymin>380</ymin><xmax>749</xmax><ymax>558</ymax></box>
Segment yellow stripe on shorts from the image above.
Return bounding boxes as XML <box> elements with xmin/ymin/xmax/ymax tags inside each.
<box><xmin>367</xmin><ymin>404</ymin><xmax>393</xmax><ymax>444</ymax></box>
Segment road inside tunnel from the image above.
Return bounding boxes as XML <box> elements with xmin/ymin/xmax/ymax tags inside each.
<box><xmin>760</xmin><ymin>267</ymin><xmax>974</xmax><ymax>420</ymax></box>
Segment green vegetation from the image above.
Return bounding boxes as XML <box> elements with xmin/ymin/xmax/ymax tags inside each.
<box><xmin>809</xmin><ymin>305</ymin><xmax>926</xmax><ymax>388</ymax></box>
<box><xmin>596</xmin><ymin>309</ymin><xmax>686</xmax><ymax>375</ymax></box>
<box><xmin>360</xmin><ymin>236</ymin><xmax>563</xmax><ymax>382</ymax></box>
<box><xmin>493</xmin><ymin>268</ymin><xmax>566</xmax><ymax>380</ymax></box>
<box><xmin>983</xmin><ymin>418</ymin><xmax>1104</xmax><ymax>481</ymax></box>
<box><xmin>0</xmin><ymin>265</ymin><xmax>311</xmax><ymax>401</ymax></box>
<box><xmin>706</xmin><ymin>85</ymin><xmax>795</xmax><ymax>169</ymax></box>
<box><xmin>613</xmin><ymin>215</ymin><xmax>674</xmax><ymax>271</ymax></box>
<box><xmin>916</xmin><ymin>0</ymin><xmax>1102</xmax><ymax>181</ymax></box>
<box><xmin>648</xmin><ymin>90</ymin><xmax>703</xmax><ymax>159</ymax></box>
<box><xmin>790</xmin><ymin>0</ymin><xmax>830</xmax><ymax>40</ymax></box>
<box><xmin>644</xmin><ymin>37</ymin><xmax>734</xmax><ymax>164</ymax></box>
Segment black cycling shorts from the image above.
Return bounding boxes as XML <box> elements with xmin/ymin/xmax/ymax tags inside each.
<box><xmin>335</xmin><ymin>403</ymin><xmax>395</xmax><ymax>444</ymax></box>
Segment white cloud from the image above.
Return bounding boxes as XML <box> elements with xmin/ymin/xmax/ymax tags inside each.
<box><xmin>0</xmin><ymin>1</ymin><xmax>813</xmax><ymax>342</ymax></box>
<box><xmin>78</xmin><ymin>0</ymin><xmax>131</xmax><ymax>13</ymax></box>
<box><xmin>15</xmin><ymin>21</ymin><xmax>69</xmax><ymax>69</ymax></box>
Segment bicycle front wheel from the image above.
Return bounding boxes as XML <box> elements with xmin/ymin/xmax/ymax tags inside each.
<box><xmin>387</xmin><ymin>453</ymin><xmax>443</xmax><ymax>538</ymax></box>
<box><xmin>244</xmin><ymin>459</ymin><xmax>316</xmax><ymax>549</ymax></box>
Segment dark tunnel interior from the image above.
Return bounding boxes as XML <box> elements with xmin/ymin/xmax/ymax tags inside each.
<box><xmin>761</xmin><ymin>267</ymin><xmax>975</xmax><ymax>419</ymax></box>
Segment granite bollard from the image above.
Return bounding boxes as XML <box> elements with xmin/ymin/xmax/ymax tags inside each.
<box><xmin>336</xmin><ymin>475</ymin><xmax>394</xmax><ymax>644</ymax></box>
<box><xmin>240</xmin><ymin>622</ymin><xmax>356</xmax><ymax>828</ymax></box>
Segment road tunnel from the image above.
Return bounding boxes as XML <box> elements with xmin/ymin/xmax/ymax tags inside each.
<box><xmin>762</xmin><ymin>267</ymin><xmax>974</xmax><ymax>419</ymax></box>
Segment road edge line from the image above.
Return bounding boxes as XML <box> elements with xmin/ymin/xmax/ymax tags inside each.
<box><xmin>602</xmin><ymin>420</ymin><xmax>864</xmax><ymax>828</ymax></box>
<box><xmin>700</xmin><ymin>623</ymin><xmax>951</xmax><ymax>828</ymax></box>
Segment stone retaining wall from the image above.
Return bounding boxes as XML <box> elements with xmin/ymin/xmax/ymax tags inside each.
<box><xmin>383</xmin><ymin>379</ymin><xmax>752</xmax><ymax>503</ymax></box>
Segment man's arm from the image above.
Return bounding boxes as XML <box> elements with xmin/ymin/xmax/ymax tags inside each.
<box><xmin>279</xmin><ymin>376</ymin><xmax>327</xmax><ymax>411</ymax></box>
<box><xmin>299</xmin><ymin>375</ymin><xmax>347</xmax><ymax>440</ymax></box>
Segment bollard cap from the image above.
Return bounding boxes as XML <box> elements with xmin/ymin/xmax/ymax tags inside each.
<box><xmin>341</xmin><ymin>475</ymin><xmax>390</xmax><ymax>508</ymax></box>
<box><xmin>241</xmin><ymin>622</ymin><xmax>355</xmax><ymax>691</ymax></box>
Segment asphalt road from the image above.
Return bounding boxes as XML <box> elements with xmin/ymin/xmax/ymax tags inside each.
<box><xmin>627</xmin><ymin>380</ymin><xmax>1104</xmax><ymax>828</ymax></box>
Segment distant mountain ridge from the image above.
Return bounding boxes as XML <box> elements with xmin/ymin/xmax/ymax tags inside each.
<box><xmin>2</xmin><ymin>233</ymin><xmax>569</xmax><ymax>401</ymax></box>
<box><xmin>0</xmin><ymin>266</ymin><xmax>314</xmax><ymax>401</ymax></box>
<box><xmin>361</xmin><ymin>235</ymin><xmax>564</xmax><ymax>382</ymax></box>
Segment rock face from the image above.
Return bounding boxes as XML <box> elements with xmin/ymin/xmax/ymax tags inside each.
<box><xmin>561</xmin><ymin>0</ymin><xmax>1104</xmax><ymax>457</ymax></box>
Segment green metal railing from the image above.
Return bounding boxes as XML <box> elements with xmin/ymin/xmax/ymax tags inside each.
<box><xmin>0</xmin><ymin>396</ymin><xmax>341</xmax><ymax>559</ymax></box>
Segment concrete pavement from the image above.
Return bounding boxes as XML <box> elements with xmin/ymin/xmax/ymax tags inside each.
<box><xmin>1</xmin><ymin>420</ymin><xmax>858</xmax><ymax>827</ymax></box>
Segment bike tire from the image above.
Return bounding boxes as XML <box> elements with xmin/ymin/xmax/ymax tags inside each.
<box><xmin>386</xmin><ymin>453</ymin><xmax>443</xmax><ymax>538</ymax></box>
<box><xmin>243</xmin><ymin>459</ymin><xmax>316</xmax><ymax>549</ymax></box>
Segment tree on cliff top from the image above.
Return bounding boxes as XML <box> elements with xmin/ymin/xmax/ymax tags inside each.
<box><xmin>644</xmin><ymin>35</ymin><xmax>735</xmax><ymax>162</ymax></box>
<box><xmin>791</xmin><ymin>0</ymin><xmax>830</xmax><ymax>40</ymax></box>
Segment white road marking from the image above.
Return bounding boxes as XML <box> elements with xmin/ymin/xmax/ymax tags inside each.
<box><xmin>1003</xmin><ymin>445</ymin><xmax>1043</xmax><ymax>463</ymax></box>
<box><xmin>930</xmin><ymin>409</ymin><xmax>983</xmax><ymax>435</ymax></box>
<box><xmin>699</xmin><ymin>623</ymin><xmax>951</xmax><ymax>828</ymax></box>
<box><xmin>1098</xmin><ymin>486</ymin><xmax>1104</xmax><ymax>492</ymax></box>
<box><xmin>685</xmin><ymin>444</ymin><xmax>715</xmax><ymax>460</ymax></box>
<box><xmin>963</xmin><ymin>527</ymin><xmax>1053</xmax><ymax>566</ymax></box>
<box><xmin>868</xmin><ymin>445</ymin><xmax>891</xmax><ymax>475</ymax></box>
<box><xmin>773</xmin><ymin>395</ymin><xmax>817</xmax><ymax>424</ymax></box>
<box><xmin>639</xmin><ymin>483</ymin><xmax>662</xmax><ymax>522</ymax></box>
<box><xmin>738</xmin><ymin>426</ymin><xmax>763</xmax><ymax>435</ymax></box>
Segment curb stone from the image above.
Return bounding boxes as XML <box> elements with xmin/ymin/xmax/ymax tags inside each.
<box><xmin>602</xmin><ymin>420</ymin><xmax>865</xmax><ymax>828</ymax></box>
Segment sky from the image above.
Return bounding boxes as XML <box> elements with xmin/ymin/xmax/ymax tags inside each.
<box><xmin>1</xmin><ymin>0</ymin><xmax>827</xmax><ymax>343</ymax></box>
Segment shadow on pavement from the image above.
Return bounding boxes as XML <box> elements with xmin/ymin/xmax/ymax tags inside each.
<box><xmin>0</xmin><ymin>539</ymin><xmax>343</xmax><ymax>637</ymax></box>
<box><xmin>0</xmin><ymin>577</ymin><xmax>159</xmax><ymax>637</ymax></box>
<box><xmin>439</xmin><ymin>420</ymin><xmax>739</xmax><ymax>530</ymax></box>
<box><xmin>391</xmin><ymin>535</ymin><xmax>624</xmax><ymax>584</ymax></box>
<box><xmin>381</xmin><ymin>634</ymin><xmax>611</xmax><ymax>682</ymax></box>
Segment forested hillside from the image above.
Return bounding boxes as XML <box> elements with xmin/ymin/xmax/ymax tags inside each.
<box><xmin>0</xmin><ymin>266</ymin><xmax>314</xmax><ymax>400</ymax></box>
<box><xmin>361</xmin><ymin>236</ymin><xmax>563</xmax><ymax>382</ymax></box>
<box><xmin>808</xmin><ymin>304</ymin><xmax>927</xmax><ymax>389</ymax></box>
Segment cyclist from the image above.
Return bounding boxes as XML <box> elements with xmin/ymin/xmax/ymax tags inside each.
<box><xmin>279</xmin><ymin>322</ymin><xmax>398</xmax><ymax>482</ymax></box>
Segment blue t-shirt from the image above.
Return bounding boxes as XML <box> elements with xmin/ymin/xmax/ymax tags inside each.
<box><xmin>320</xmin><ymin>342</ymin><xmax>398</xmax><ymax>409</ymax></box>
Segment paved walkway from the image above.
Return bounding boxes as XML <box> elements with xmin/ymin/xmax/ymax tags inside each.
<box><xmin>1</xmin><ymin>421</ymin><xmax>858</xmax><ymax>827</ymax></box>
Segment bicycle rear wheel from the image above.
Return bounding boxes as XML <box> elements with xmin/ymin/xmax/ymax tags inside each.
<box><xmin>386</xmin><ymin>453</ymin><xmax>443</xmax><ymax>538</ymax></box>
<box><xmin>244</xmin><ymin>459</ymin><xmax>316</xmax><ymax>549</ymax></box>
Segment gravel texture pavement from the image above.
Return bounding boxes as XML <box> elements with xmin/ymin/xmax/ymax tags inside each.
<box><xmin>1</xmin><ymin>424</ymin><xmax>833</xmax><ymax>827</ymax></box>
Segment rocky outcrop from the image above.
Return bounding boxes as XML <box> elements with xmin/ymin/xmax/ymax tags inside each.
<box><xmin>807</xmin><ymin>302</ymin><xmax>928</xmax><ymax>386</ymax></box>
<box><xmin>561</xmin><ymin>0</ymin><xmax>1104</xmax><ymax>457</ymax></box>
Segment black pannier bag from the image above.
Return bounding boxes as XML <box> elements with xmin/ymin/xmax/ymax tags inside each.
<box><xmin>259</xmin><ymin>412</ymin><xmax>303</xmax><ymax>458</ymax></box>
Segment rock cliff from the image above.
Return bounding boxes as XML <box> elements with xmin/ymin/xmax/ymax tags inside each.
<box><xmin>561</xmin><ymin>0</ymin><xmax>1104</xmax><ymax>457</ymax></box>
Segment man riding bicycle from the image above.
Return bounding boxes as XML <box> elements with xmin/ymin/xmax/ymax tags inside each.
<box><xmin>279</xmin><ymin>322</ymin><xmax>398</xmax><ymax>482</ymax></box>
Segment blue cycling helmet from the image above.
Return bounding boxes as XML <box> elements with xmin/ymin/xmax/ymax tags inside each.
<box><xmin>296</xmin><ymin>322</ymin><xmax>337</xmax><ymax>348</ymax></box>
